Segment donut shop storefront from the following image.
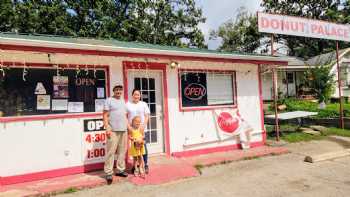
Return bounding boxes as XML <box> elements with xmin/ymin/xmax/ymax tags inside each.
<box><xmin>0</xmin><ymin>34</ymin><xmax>287</xmax><ymax>185</ymax></box>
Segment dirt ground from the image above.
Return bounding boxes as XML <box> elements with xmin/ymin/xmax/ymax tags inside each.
<box><xmin>60</xmin><ymin>138</ymin><xmax>350</xmax><ymax>197</ymax></box>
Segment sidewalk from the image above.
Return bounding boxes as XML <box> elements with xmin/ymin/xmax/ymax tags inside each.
<box><xmin>0</xmin><ymin>146</ymin><xmax>289</xmax><ymax>197</ymax></box>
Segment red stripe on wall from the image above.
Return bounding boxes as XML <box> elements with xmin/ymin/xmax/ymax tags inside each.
<box><xmin>1</xmin><ymin>163</ymin><xmax>104</xmax><ymax>185</ymax></box>
<box><xmin>171</xmin><ymin>141</ymin><xmax>264</xmax><ymax>157</ymax></box>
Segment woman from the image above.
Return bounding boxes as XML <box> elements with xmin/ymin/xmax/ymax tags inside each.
<box><xmin>126</xmin><ymin>89</ymin><xmax>150</xmax><ymax>174</ymax></box>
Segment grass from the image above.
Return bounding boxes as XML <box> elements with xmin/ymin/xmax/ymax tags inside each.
<box><xmin>281</xmin><ymin>132</ymin><xmax>324</xmax><ymax>143</ymax></box>
<box><xmin>242</xmin><ymin>156</ymin><xmax>260</xmax><ymax>160</ymax></box>
<box><xmin>194</xmin><ymin>164</ymin><xmax>204</xmax><ymax>175</ymax></box>
<box><xmin>63</xmin><ymin>187</ymin><xmax>78</xmax><ymax>194</ymax></box>
<box><xmin>266</xmin><ymin>124</ymin><xmax>350</xmax><ymax>143</ymax></box>
<box><xmin>265</xmin><ymin>98</ymin><xmax>350</xmax><ymax>118</ymax></box>
<box><xmin>322</xmin><ymin>127</ymin><xmax>350</xmax><ymax>137</ymax></box>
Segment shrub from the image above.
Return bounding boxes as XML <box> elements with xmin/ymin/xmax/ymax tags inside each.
<box><xmin>270</xmin><ymin>98</ymin><xmax>350</xmax><ymax>118</ymax></box>
<box><xmin>304</xmin><ymin>64</ymin><xmax>335</xmax><ymax>103</ymax></box>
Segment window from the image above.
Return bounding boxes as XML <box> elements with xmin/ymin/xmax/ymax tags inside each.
<box><xmin>286</xmin><ymin>72</ymin><xmax>294</xmax><ymax>83</ymax></box>
<box><xmin>179</xmin><ymin>70</ymin><xmax>236</xmax><ymax>110</ymax></box>
<box><xmin>0</xmin><ymin>66</ymin><xmax>107</xmax><ymax>117</ymax></box>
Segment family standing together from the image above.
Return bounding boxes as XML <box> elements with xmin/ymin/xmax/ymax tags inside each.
<box><xmin>103</xmin><ymin>84</ymin><xmax>150</xmax><ymax>184</ymax></box>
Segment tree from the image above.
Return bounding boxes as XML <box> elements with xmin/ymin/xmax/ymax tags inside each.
<box><xmin>262</xmin><ymin>0</ymin><xmax>350</xmax><ymax>58</ymax></box>
<box><xmin>209</xmin><ymin>7</ymin><xmax>262</xmax><ymax>53</ymax></box>
<box><xmin>113</xmin><ymin>0</ymin><xmax>207</xmax><ymax>48</ymax></box>
<box><xmin>0</xmin><ymin>0</ymin><xmax>15</xmax><ymax>32</ymax></box>
<box><xmin>343</xmin><ymin>0</ymin><xmax>350</xmax><ymax>23</ymax></box>
<box><xmin>0</xmin><ymin>0</ymin><xmax>206</xmax><ymax>48</ymax></box>
<box><xmin>8</xmin><ymin>0</ymin><xmax>72</xmax><ymax>35</ymax></box>
<box><xmin>304</xmin><ymin>64</ymin><xmax>335</xmax><ymax>104</ymax></box>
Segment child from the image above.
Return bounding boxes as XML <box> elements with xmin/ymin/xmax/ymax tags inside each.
<box><xmin>128</xmin><ymin>116</ymin><xmax>146</xmax><ymax>177</ymax></box>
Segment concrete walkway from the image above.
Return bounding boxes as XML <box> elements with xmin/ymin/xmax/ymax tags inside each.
<box><xmin>0</xmin><ymin>146</ymin><xmax>289</xmax><ymax>197</ymax></box>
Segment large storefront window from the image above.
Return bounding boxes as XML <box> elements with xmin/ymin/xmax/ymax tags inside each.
<box><xmin>179</xmin><ymin>70</ymin><xmax>236</xmax><ymax>110</ymax></box>
<box><xmin>0</xmin><ymin>66</ymin><xmax>107</xmax><ymax>117</ymax></box>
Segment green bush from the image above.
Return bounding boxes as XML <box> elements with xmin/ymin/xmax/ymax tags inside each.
<box><xmin>270</xmin><ymin>98</ymin><xmax>350</xmax><ymax>118</ymax></box>
<box><xmin>282</xmin><ymin>98</ymin><xmax>318</xmax><ymax>112</ymax></box>
<box><xmin>304</xmin><ymin>64</ymin><xmax>335</xmax><ymax>103</ymax></box>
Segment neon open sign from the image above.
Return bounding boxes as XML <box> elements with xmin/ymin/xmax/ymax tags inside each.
<box><xmin>184</xmin><ymin>83</ymin><xmax>207</xmax><ymax>100</ymax></box>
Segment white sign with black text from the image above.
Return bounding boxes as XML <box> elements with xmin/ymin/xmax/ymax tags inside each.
<box><xmin>82</xmin><ymin>119</ymin><xmax>107</xmax><ymax>164</ymax></box>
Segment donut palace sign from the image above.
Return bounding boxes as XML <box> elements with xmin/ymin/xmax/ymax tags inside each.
<box><xmin>258</xmin><ymin>12</ymin><xmax>350</xmax><ymax>42</ymax></box>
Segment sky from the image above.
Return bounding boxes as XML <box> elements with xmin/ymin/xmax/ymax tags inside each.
<box><xmin>195</xmin><ymin>0</ymin><xmax>262</xmax><ymax>50</ymax></box>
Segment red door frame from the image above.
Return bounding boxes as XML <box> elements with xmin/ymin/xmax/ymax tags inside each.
<box><xmin>122</xmin><ymin>61</ymin><xmax>171</xmax><ymax>156</ymax></box>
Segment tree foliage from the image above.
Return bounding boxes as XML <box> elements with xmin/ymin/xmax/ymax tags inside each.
<box><xmin>0</xmin><ymin>0</ymin><xmax>206</xmax><ymax>48</ymax></box>
<box><xmin>210</xmin><ymin>8</ymin><xmax>261</xmax><ymax>53</ymax></box>
<box><xmin>304</xmin><ymin>64</ymin><xmax>335</xmax><ymax>103</ymax></box>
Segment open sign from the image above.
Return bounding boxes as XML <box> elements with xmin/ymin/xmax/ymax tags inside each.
<box><xmin>184</xmin><ymin>83</ymin><xmax>207</xmax><ymax>100</ymax></box>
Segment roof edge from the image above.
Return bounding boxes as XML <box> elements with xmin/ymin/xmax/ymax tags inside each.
<box><xmin>0</xmin><ymin>36</ymin><xmax>288</xmax><ymax>65</ymax></box>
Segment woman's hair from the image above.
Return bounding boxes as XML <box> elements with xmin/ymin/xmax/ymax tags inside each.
<box><xmin>132</xmin><ymin>89</ymin><xmax>141</xmax><ymax>95</ymax></box>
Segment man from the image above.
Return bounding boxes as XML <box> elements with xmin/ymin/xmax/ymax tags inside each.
<box><xmin>103</xmin><ymin>84</ymin><xmax>128</xmax><ymax>184</ymax></box>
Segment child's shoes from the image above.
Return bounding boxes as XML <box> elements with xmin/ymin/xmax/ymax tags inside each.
<box><xmin>139</xmin><ymin>167</ymin><xmax>146</xmax><ymax>179</ymax></box>
<box><xmin>134</xmin><ymin>166</ymin><xmax>140</xmax><ymax>177</ymax></box>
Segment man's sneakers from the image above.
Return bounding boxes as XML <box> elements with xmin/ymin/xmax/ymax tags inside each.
<box><xmin>106</xmin><ymin>171</ymin><xmax>128</xmax><ymax>184</ymax></box>
<box><xmin>115</xmin><ymin>171</ymin><xmax>128</xmax><ymax>177</ymax></box>
<box><xmin>106</xmin><ymin>175</ymin><xmax>113</xmax><ymax>185</ymax></box>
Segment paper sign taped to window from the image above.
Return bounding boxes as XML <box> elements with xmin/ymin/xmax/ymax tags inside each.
<box><xmin>68</xmin><ymin>102</ymin><xmax>84</xmax><ymax>113</ymax></box>
<box><xmin>52</xmin><ymin>99</ymin><xmax>68</xmax><ymax>111</ymax></box>
<box><xmin>37</xmin><ymin>95</ymin><xmax>51</xmax><ymax>110</ymax></box>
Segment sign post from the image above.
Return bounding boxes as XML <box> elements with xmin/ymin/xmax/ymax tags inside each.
<box><xmin>271</xmin><ymin>34</ymin><xmax>280</xmax><ymax>141</ymax></box>
<box><xmin>336</xmin><ymin>41</ymin><xmax>345</xmax><ymax>129</ymax></box>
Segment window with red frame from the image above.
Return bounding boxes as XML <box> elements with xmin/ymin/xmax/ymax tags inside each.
<box><xmin>0</xmin><ymin>67</ymin><xmax>107</xmax><ymax>117</ymax></box>
<box><xmin>179</xmin><ymin>71</ymin><xmax>235</xmax><ymax>108</ymax></box>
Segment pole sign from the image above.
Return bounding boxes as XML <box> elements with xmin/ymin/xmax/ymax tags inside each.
<box><xmin>258</xmin><ymin>12</ymin><xmax>350</xmax><ymax>42</ymax></box>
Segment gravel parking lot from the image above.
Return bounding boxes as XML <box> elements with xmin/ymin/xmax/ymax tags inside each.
<box><xmin>61</xmin><ymin>139</ymin><xmax>350</xmax><ymax>197</ymax></box>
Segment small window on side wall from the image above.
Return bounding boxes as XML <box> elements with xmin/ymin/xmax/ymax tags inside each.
<box><xmin>179</xmin><ymin>70</ymin><xmax>236</xmax><ymax>110</ymax></box>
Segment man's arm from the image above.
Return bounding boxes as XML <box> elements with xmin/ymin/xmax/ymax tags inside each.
<box><xmin>103</xmin><ymin>110</ymin><xmax>112</xmax><ymax>136</ymax></box>
<box><xmin>126</xmin><ymin>113</ymin><xmax>132</xmax><ymax>131</ymax></box>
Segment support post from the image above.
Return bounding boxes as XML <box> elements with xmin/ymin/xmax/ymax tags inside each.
<box><xmin>272</xmin><ymin>68</ymin><xmax>280</xmax><ymax>141</ymax></box>
<box><xmin>271</xmin><ymin>34</ymin><xmax>280</xmax><ymax>141</ymax></box>
<box><xmin>336</xmin><ymin>41</ymin><xmax>344</xmax><ymax>129</ymax></box>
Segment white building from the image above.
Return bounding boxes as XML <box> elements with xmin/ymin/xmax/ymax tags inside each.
<box><xmin>262</xmin><ymin>48</ymin><xmax>350</xmax><ymax>101</ymax></box>
<box><xmin>0</xmin><ymin>33</ymin><xmax>287</xmax><ymax>185</ymax></box>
